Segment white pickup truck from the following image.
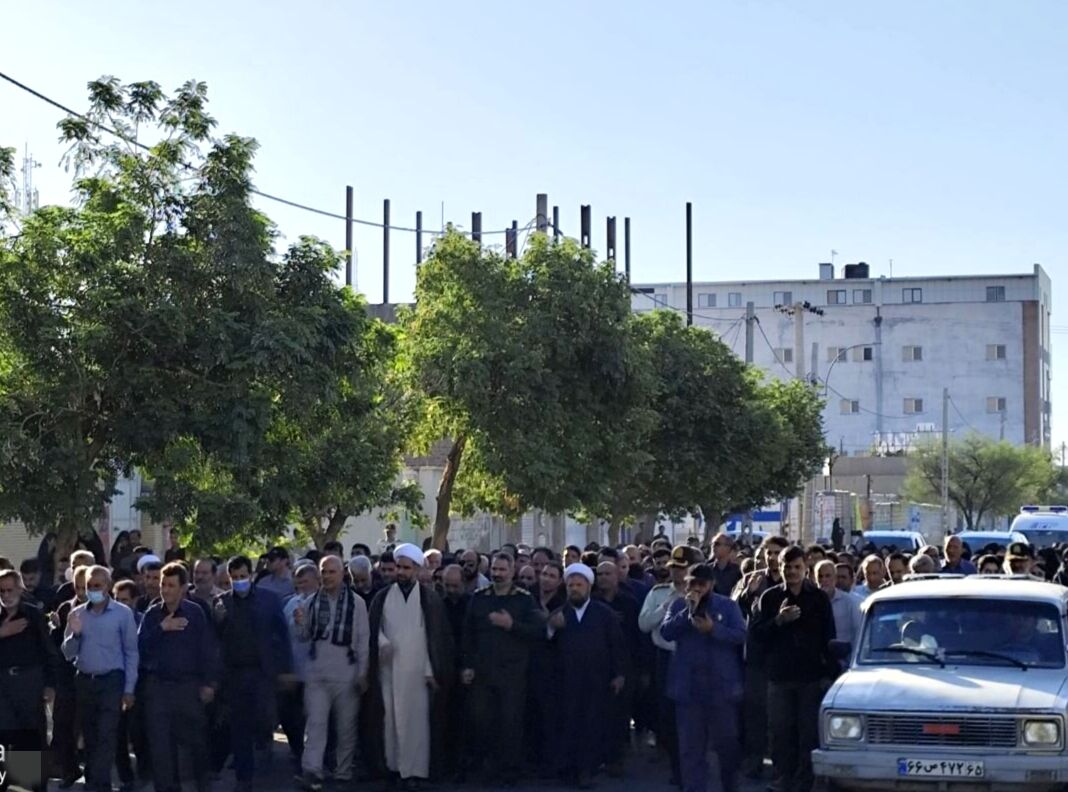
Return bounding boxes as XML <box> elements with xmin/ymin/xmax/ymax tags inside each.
<box><xmin>814</xmin><ymin>576</ymin><xmax>1068</xmax><ymax>791</ymax></box>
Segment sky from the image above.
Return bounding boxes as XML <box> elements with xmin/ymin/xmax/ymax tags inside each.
<box><xmin>3</xmin><ymin>0</ymin><xmax>1066</xmax><ymax>449</ymax></box>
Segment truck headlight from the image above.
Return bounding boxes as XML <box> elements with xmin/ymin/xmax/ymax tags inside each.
<box><xmin>1023</xmin><ymin>720</ymin><xmax>1061</xmax><ymax>746</ymax></box>
<box><xmin>827</xmin><ymin>713</ymin><xmax>863</xmax><ymax>741</ymax></box>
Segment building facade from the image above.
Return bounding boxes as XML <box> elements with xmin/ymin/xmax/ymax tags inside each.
<box><xmin>632</xmin><ymin>263</ymin><xmax>1052</xmax><ymax>454</ymax></box>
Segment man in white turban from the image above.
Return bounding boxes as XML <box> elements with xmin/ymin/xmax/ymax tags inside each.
<box><xmin>548</xmin><ymin>563</ymin><xmax>625</xmax><ymax>788</ymax></box>
<box><xmin>366</xmin><ymin>543</ymin><xmax>452</xmax><ymax>789</ymax></box>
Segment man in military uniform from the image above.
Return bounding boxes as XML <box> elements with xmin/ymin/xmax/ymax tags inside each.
<box><xmin>460</xmin><ymin>552</ymin><xmax>543</xmax><ymax>786</ymax></box>
<box><xmin>639</xmin><ymin>545</ymin><xmax>701</xmax><ymax>786</ymax></box>
<box><xmin>1005</xmin><ymin>542</ymin><xmax>1043</xmax><ymax>578</ymax></box>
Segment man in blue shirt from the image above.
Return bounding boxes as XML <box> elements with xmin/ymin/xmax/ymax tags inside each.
<box><xmin>139</xmin><ymin>562</ymin><xmax>218</xmax><ymax>792</ymax></box>
<box><xmin>942</xmin><ymin>535</ymin><xmax>977</xmax><ymax>575</ymax></box>
<box><xmin>661</xmin><ymin>563</ymin><xmax>747</xmax><ymax>792</ymax></box>
<box><xmin>62</xmin><ymin>565</ymin><xmax>139</xmax><ymax>792</ymax></box>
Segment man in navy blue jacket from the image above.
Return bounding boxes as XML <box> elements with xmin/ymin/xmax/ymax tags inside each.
<box><xmin>139</xmin><ymin>562</ymin><xmax>219</xmax><ymax>792</ymax></box>
<box><xmin>212</xmin><ymin>556</ymin><xmax>292</xmax><ymax>791</ymax></box>
<box><xmin>661</xmin><ymin>563</ymin><xmax>747</xmax><ymax>792</ymax></box>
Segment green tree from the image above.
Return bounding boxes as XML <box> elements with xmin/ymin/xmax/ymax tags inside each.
<box><xmin>591</xmin><ymin>311</ymin><xmax>827</xmax><ymax>539</ymax></box>
<box><xmin>0</xmin><ymin>77</ymin><xmax>406</xmax><ymax>552</ymax></box>
<box><xmin>403</xmin><ymin>231</ymin><xmax>653</xmax><ymax>549</ymax></box>
<box><xmin>903</xmin><ymin>433</ymin><xmax>1056</xmax><ymax>529</ymax></box>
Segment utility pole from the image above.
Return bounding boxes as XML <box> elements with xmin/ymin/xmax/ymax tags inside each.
<box><xmin>744</xmin><ymin>301</ymin><xmax>755</xmax><ymax>363</ymax></box>
<box><xmin>941</xmin><ymin>387</ymin><xmax>950</xmax><ymax>534</ymax></box>
<box><xmin>382</xmin><ymin>199</ymin><xmax>390</xmax><ymax>304</ymax></box>
<box><xmin>1061</xmin><ymin>441</ymin><xmax>1066</xmax><ymax>468</ymax></box>
<box><xmin>685</xmin><ymin>202</ymin><xmax>693</xmax><ymax>326</ymax></box>
<box><xmin>794</xmin><ymin>301</ymin><xmax>805</xmax><ymax>380</ymax></box>
<box><xmin>344</xmin><ymin>186</ymin><xmax>354</xmax><ymax>286</ymax></box>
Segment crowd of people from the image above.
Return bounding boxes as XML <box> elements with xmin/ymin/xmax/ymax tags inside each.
<box><xmin>0</xmin><ymin>526</ymin><xmax>1054</xmax><ymax>792</ymax></box>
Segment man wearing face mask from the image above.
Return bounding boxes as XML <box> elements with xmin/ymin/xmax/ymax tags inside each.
<box><xmin>0</xmin><ymin>569</ymin><xmax>59</xmax><ymax>740</ymax></box>
<box><xmin>211</xmin><ymin>555</ymin><xmax>292</xmax><ymax>792</ymax></box>
<box><xmin>62</xmin><ymin>565</ymin><xmax>139</xmax><ymax>792</ymax></box>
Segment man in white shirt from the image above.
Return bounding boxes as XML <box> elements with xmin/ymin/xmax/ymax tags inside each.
<box><xmin>816</xmin><ymin>560</ymin><xmax>862</xmax><ymax>644</ymax></box>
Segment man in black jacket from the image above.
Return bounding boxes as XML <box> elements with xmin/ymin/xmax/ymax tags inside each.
<box><xmin>460</xmin><ymin>553</ymin><xmax>543</xmax><ymax>785</ymax></box>
<box><xmin>0</xmin><ymin>569</ymin><xmax>60</xmax><ymax>743</ymax></box>
<box><xmin>752</xmin><ymin>545</ymin><xmax>835</xmax><ymax>792</ymax></box>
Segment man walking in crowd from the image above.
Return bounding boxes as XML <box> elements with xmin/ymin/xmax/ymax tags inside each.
<box><xmin>816</xmin><ymin>560</ymin><xmax>862</xmax><ymax>643</ymax></box>
<box><xmin>639</xmin><ymin>545</ymin><xmax>699</xmax><ymax>786</ymax></box>
<box><xmin>753</xmin><ymin>546</ymin><xmax>835</xmax><ymax>792</ymax></box>
<box><xmin>294</xmin><ymin>555</ymin><xmax>370</xmax><ymax>790</ymax></box>
<box><xmin>733</xmin><ymin>534</ymin><xmax>786</xmax><ymax>779</ymax></box>
<box><xmin>709</xmin><ymin>533</ymin><xmax>743</xmax><ymax>596</ymax></box>
<box><xmin>62</xmin><ymin>565</ymin><xmax>139</xmax><ymax>792</ymax></box>
<box><xmin>0</xmin><ymin>568</ymin><xmax>58</xmax><ymax>739</ymax></box>
<box><xmin>852</xmin><ymin>555</ymin><xmax>887</xmax><ymax>599</ymax></box>
<box><xmin>139</xmin><ymin>562</ymin><xmax>217</xmax><ymax>792</ymax></box>
<box><xmin>212</xmin><ymin>555</ymin><xmax>292</xmax><ymax>791</ymax></box>
<box><xmin>661</xmin><ymin>563</ymin><xmax>747</xmax><ymax>792</ymax></box>
<box><xmin>548</xmin><ymin>564</ymin><xmax>625</xmax><ymax>789</ymax></box>
<box><xmin>368</xmin><ymin>544</ymin><xmax>453</xmax><ymax>790</ymax></box>
<box><xmin>461</xmin><ymin>552</ymin><xmax>542</xmax><ymax>785</ymax></box>
<box><xmin>942</xmin><ymin>535</ymin><xmax>976</xmax><ymax>575</ymax></box>
<box><xmin>259</xmin><ymin>547</ymin><xmax>295</xmax><ymax>600</ymax></box>
<box><xmin>192</xmin><ymin>558</ymin><xmax>224</xmax><ymax>604</ymax></box>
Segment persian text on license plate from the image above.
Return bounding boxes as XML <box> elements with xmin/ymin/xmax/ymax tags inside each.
<box><xmin>898</xmin><ymin>759</ymin><xmax>985</xmax><ymax>778</ymax></box>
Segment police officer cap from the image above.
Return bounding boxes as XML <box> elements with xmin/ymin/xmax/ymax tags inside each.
<box><xmin>667</xmin><ymin>545</ymin><xmax>700</xmax><ymax>568</ymax></box>
<box><xmin>1006</xmin><ymin>541</ymin><xmax>1033</xmax><ymax>560</ymax></box>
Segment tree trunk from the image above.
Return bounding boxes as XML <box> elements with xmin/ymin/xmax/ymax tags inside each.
<box><xmin>607</xmin><ymin>518</ymin><xmax>621</xmax><ymax>548</ymax></box>
<box><xmin>432</xmin><ymin>435</ymin><xmax>466</xmax><ymax>551</ymax></box>
<box><xmin>325</xmin><ymin>509</ymin><xmax>349</xmax><ymax>546</ymax></box>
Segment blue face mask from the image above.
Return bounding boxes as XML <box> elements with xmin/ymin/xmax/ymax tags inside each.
<box><xmin>86</xmin><ymin>590</ymin><xmax>106</xmax><ymax>605</ymax></box>
<box><xmin>232</xmin><ymin>579</ymin><xmax>251</xmax><ymax>596</ymax></box>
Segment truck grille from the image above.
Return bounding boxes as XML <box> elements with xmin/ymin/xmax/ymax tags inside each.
<box><xmin>866</xmin><ymin>714</ymin><xmax>1018</xmax><ymax>748</ymax></box>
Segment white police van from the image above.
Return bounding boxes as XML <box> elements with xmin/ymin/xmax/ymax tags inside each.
<box><xmin>1011</xmin><ymin>506</ymin><xmax>1068</xmax><ymax>550</ymax></box>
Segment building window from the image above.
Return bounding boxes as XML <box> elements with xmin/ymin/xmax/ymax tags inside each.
<box><xmin>986</xmin><ymin>344</ymin><xmax>1007</xmax><ymax>361</ymax></box>
<box><xmin>773</xmin><ymin>290</ymin><xmax>793</xmax><ymax>306</ymax></box>
<box><xmin>827</xmin><ymin>289</ymin><xmax>847</xmax><ymax>305</ymax></box>
<box><xmin>904</xmin><ymin>398</ymin><xmax>925</xmax><ymax>414</ymax></box>
<box><xmin>853</xmin><ymin>288</ymin><xmax>872</xmax><ymax>304</ymax></box>
<box><xmin>827</xmin><ymin>347</ymin><xmax>848</xmax><ymax>363</ymax></box>
<box><xmin>902</xmin><ymin>288</ymin><xmax>923</xmax><ymax>303</ymax></box>
<box><xmin>986</xmin><ymin>396</ymin><xmax>1007</xmax><ymax>413</ymax></box>
<box><xmin>852</xmin><ymin>345</ymin><xmax>874</xmax><ymax>362</ymax></box>
<box><xmin>728</xmin><ymin>292</ymin><xmax>742</xmax><ymax>308</ymax></box>
<box><xmin>902</xmin><ymin>345</ymin><xmax>923</xmax><ymax>362</ymax></box>
<box><xmin>774</xmin><ymin>347</ymin><xmax>794</xmax><ymax>364</ymax></box>
<box><xmin>840</xmin><ymin>399</ymin><xmax>860</xmax><ymax>415</ymax></box>
<box><xmin>986</xmin><ymin>286</ymin><xmax>1006</xmax><ymax>303</ymax></box>
<box><xmin>697</xmin><ymin>292</ymin><xmax>716</xmax><ymax>308</ymax></box>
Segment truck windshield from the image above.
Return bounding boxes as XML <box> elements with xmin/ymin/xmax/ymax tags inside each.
<box><xmin>859</xmin><ymin>598</ymin><xmax>1065</xmax><ymax>669</ymax></box>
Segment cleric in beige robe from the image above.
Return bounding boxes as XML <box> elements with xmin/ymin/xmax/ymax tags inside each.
<box><xmin>366</xmin><ymin>543</ymin><xmax>453</xmax><ymax>787</ymax></box>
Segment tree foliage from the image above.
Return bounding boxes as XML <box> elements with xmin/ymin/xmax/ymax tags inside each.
<box><xmin>403</xmin><ymin>231</ymin><xmax>653</xmax><ymax>548</ymax></box>
<box><xmin>903</xmin><ymin>433</ymin><xmax>1056</xmax><ymax>529</ymax></box>
<box><xmin>0</xmin><ymin>77</ymin><xmax>407</xmax><ymax>552</ymax></box>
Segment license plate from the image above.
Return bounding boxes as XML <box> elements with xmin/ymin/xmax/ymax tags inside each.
<box><xmin>898</xmin><ymin>759</ymin><xmax>985</xmax><ymax>778</ymax></box>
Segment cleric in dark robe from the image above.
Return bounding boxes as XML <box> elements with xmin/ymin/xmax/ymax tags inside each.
<box><xmin>547</xmin><ymin>563</ymin><xmax>626</xmax><ymax>789</ymax></box>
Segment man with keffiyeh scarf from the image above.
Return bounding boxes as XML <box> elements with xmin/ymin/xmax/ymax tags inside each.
<box><xmin>293</xmin><ymin>556</ymin><xmax>370</xmax><ymax>791</ymax></box>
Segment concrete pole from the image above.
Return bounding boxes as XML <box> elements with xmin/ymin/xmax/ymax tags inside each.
<box><xmin>942</xmin><ymin>387</ymin><xmax>950</xmax><ymax>533</ymax></box>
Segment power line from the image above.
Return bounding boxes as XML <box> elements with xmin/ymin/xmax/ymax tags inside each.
<box><xmin>0</xmin><ymin>70</ymin><xmax>517</xmax><ymax>237</ymax></box>
<box><xmin>947</xmin><ymin>394</ymin><xmax>977</xmax><ymax>433</ymax></box>
<box><xmin>753</xmin><ymin>317</ymin><xmax>797</xmax><ymax>378</ymax></box>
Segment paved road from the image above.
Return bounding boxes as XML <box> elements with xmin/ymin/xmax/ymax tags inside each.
<box><xmin>50</xmin><ymin>733</ymin><xmax>771</xmax><ymax>792</ymax></box>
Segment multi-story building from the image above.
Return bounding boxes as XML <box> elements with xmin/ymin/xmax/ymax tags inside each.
<box><xmin>632</xmin><ymin>263</ymin><xmax>1052</xmax><ymax>455</ymax></box>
